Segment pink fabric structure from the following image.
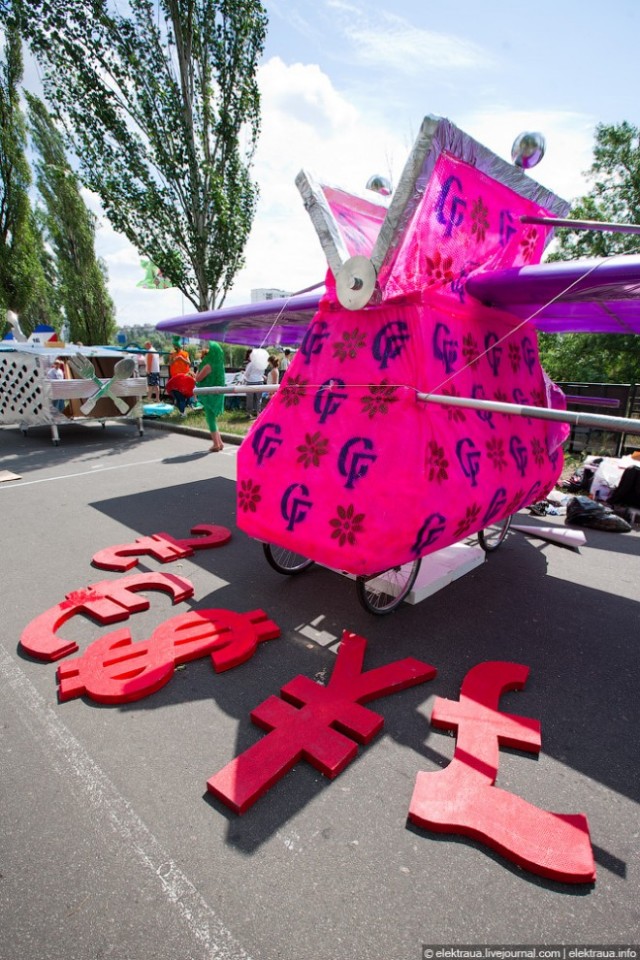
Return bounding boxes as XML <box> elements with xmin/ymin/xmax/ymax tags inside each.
<box><xmin>379</xmin><ymin>151</ymin><xmax>553</xmax><ymax>301</ymax></box>
<box><xmin>321</xmin><ymin>184</ymin><xmax>385</xmax><ymax>259</ymax></box>
<box><xmin>237</xmin><ymin>277</ymin><xmax>565</xmax><ymax>576</ymax></box>
<box><xmin>233</xmin><ymin>123</ymin><xmax>568</xmax><ymax>575</ymax></box>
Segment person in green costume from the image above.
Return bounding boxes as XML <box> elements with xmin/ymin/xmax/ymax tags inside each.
<box><xmin>195</xmin><ymin>341</ymin><xmax>226</xmax><ymax>452</ymax></box>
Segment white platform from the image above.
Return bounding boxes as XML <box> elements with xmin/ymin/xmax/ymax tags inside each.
<box><xmin>333</xmin><ymin>541</ymin><xmax>485</xmax><ymax>607</ymax></box>
<box><xmin>406</xmin><ymin>542</ymin><xmax>485</xmax><ymax>604</ymax></box>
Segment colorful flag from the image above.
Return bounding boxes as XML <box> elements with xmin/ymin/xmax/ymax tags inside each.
<box><xmin>137</xmin><ymin>259</ymin><xmax>173</xmax><ymax>290</ymax></box>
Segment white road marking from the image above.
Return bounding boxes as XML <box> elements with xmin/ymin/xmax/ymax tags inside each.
<box><xmin>0</xmin><ymin>446</ymin><xmax>238</xmax><ymax>489</ymax></box>
<box><xmin>0</xmin><ymin>458</ymin><xmax>167</xmax><ymax>488</ymax></box>
<box><xmin>0</xmin><ymin>648</ymin><xmax>253</xmax><ymax>960</ymax></box>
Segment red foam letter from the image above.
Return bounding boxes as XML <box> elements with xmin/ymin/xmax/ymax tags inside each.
<box><xmin>92</xmin><ymin>523</ymin><xmax>231</xmax><ymax>571</ymax></box>
<box><xmin>207</xmin><ymin>630</ymin><xmax>436</xmax><ymax>814</ymax></box>
<box><xmin>56</xmin><ymin>608</ymin><xmax>279</xmax><ymax>704</ymax></box>
<box><xmin>20</xmin><ymin>572</ymin><xmax>193</xmax><ymax>661</ymax></box>
<box><xmin>408</xmin><ymin>661</ymin><xmax>595</xmax><ymax>884</ymax></box>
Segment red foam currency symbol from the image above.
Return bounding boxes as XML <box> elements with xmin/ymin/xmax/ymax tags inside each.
<box><xmin>20</xmin><ymin>572</ymin><xmax>194</xmax><ymax>662</ymax></box>
<box><xmin>207</xmin><ymin>630</ymin><xmax>436</xmax><ymax>814</ymax></box>
<box><xmin>91</xmin><ymin>523</ymin><xmax>232</xmax><ymax>571</ymax></box>
<box><xmin>408</xmin><ymin>661</ymin><xmax>595</xmax><ymax>884</ymax></box>
<box><xmin>56</xmin><ymin>608</ymin><xmax>280</xmax><ymax>704</ymax></box>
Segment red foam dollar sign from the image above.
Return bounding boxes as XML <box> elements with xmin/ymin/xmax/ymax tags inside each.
<box><xmin>57</xmin><ymin>608</ymin><xmax>280</xmax><ymax>704</ymax></box>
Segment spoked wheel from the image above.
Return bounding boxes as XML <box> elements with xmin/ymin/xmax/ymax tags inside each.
<box><xmin>478</xmin><ymin>514</ymin><xmax>513</xmax><ymax>553</ymax></box>
<box><xmin>263</xmin><ymin>542</ymin><xmax>314</xmax><ymax>575</ymax></box>
<box><xmin>356</xmin><ymin>559</ymin><xmax>421</xmax><ymax>615</ymax></box>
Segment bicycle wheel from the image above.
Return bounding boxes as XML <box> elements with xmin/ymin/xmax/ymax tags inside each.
<box><xmin>263</xmin><ymin>542</ymin><xmax>314</xmax><ymax>575</ymax></box>
<box><xmin>478</xmin><ymin>514</ymin><xmax>512</xmax><ymax>553</ymax></box>
<box><xmin>356</xmin><ymin>559</ymin><xmax>421</xmax><ymax>615</ymax></box>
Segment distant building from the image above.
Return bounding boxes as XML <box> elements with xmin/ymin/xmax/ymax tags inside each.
<box><xmin>251</xmin><ymin>287</ymin><xmax>290</xmax><ymax>303</ymax></box>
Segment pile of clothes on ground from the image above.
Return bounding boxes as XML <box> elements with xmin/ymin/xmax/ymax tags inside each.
<box><xmin>528</xmin><ymin>453</ymin><xmax>640</xmax><ymax>532</ymax></box>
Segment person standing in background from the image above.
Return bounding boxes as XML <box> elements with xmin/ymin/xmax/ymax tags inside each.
<box><xmin>243</xmin><ymin>347</ymin><xmax>268</xmax><ymax>418</ymax></box>
<box><xmin>261</xmin><ymin>354</ymin><xmax>280</xmax><ymax>410</ymax></box>
<box><xmin>195</xmin><ymin>341</ymin><xmax>226</xmax><ymax>452</ymax></box>
<box><xmin>145</xmin><ymin>341</ymin><xmax>160</xmax><ymax>401</ymax></box>
<box><xmin>167</xmin><ymin>336</ymin><xmax>193</xmax><ymax>416</ymax></box>
<box><xmin>46</xmin><ymin>358</ymin><xmax>66</xmax><ymax>412</ymax></box>
<box><xmin>280</xmin><ymin>348</ymin><xmax>291</xmax><ymax>373</ymax></box>
<box><xmin>168</xmin><ymin>337</ymin><xmax>190</xmax><ymax>378</ymax></box>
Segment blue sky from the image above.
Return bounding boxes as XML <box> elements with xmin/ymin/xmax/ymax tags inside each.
<box><xmin>24</xmin><ymin>0</ymin><xmax>640</xmax><ymax>328</ymax></box>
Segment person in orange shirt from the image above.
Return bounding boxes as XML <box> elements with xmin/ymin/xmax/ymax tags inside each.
<box><xmin>167</xmin><ymin>336</ymin><xmax>194</xmax><ymax>416</ymax></box>
<box><xmin>168</xmin><ymin>336</ymin><xmax>191</xmax><ymax>378</ymax></box>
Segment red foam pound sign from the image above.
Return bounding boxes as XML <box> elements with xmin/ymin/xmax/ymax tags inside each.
<box><xmin>207</xmin><ymin>630</ymin><xmax>436</xmax><ymax>814</ymax></box>
<box><xmin>57</xmin><ymin>609</ymin><xmax>280</xmax><ymax>704</ymax></box>
<box><xmin>92</xmin><ymin>523</ymin><xmax>232</xmax><ymax>571</ymax></box>
<box><xmin>408</xmin><ymin>661</ymin><xmax>595</xmax><ymax>884</ymax></box>
<box><xmin>20</xmin><ymin>573</ymin><xmax>194</xmax><ymax>662</ymax></box>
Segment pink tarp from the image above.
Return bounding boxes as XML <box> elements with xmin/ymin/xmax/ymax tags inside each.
<box><xmin>237</xmin><ymin>277</ymin><xmax>565</xmax><ymax>576</ymax></box>
<box><xmin>322</xmin><ymin>185</ymin><xmax>386</xmax><ymax>259</ymax></box>
<box><xmin>379</xmin><ymin>150</ymin><xmax>554</xmax><ymax>302</ymax></box>
<box><xmin>236</xmin><ymin>140</ymin><xmax>567</xmax><ymax>575</ymax></box>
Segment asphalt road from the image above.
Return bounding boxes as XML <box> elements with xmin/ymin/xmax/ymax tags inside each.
<box><xmin>1</xmin><ymin>419</ymin><xmax>639</xmax><ymax>960</ymax></box>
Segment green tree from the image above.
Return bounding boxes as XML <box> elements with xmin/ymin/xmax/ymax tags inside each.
<box><xmin>0</xmin><ymin>24</ymin><xmax>57</xmax><ymax>335</ymax></box>
<box><xmin>26</xmin><ymin>92</ymin><xmax>116</xmax><ymax>345</ymax></box>
<box><xmin>3</xmin><ymin>0</ymin><xmax>268</xmax><ymax>313</ymax></box>
<box><xmin>539</xmin><ymin>122</ymin><xmax>640</xmax><ymax>384</ymax></box>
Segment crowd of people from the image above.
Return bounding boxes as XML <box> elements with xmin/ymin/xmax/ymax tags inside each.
<box><xmin>44</xmin><ymin>340</ymin><xmax>292</xmax><ymax>452</ymax></box>
<box><xmin>141</xmin><ymin>339</ymin><xmax>293</xmax><ymax>451</ymax></box>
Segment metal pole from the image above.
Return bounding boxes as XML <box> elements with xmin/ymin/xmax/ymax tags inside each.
<box><xmin>194</xmin><ymin>384</ymin><xmax>279</xmax><ymax>396</ymax></box>
<box><xmin>416</xmin><ymin>391</ymin><xmax>640</xmax><ymax>435</ymax></box>
<box><xmin>520</xmin><ymin>215</ymin><xmax>640</xmax><ymax>235</ymax></box>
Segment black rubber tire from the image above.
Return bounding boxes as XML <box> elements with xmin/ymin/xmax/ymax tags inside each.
<box><xmin>263</xmin><ymin>542</ymin><xmax>314</xmax><ymax>575</ymax></box>
<box><xmin>356</xmin><ymin>559</ymin><xmax>421</xmax><ymax>615</ymax></box>
<box><xmin>478</xmin><ymin>514</ymin><xmax>513</xmax><ymax>553</ymax></box>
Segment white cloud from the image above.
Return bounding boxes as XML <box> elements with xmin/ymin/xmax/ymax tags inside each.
<box><xmin>459</xmin><ymin>106</ymin><xmax>596</xmax><ymax>203</ymax></box>
<box><xmin>344</xmin><ymin>12</ymin><xmax>496</xmax><ymax>74</ymax></box>
<box><xmin>92</xmin><ymin>58</ymin><xmax>598</xmax><ymax>328</ymax></box>
<box><xmin>222</xmin><ymin>56</ymin><xmax>410</xmax><ymax>304</ymax></box>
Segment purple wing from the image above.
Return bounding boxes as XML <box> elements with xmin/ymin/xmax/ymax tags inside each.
<box><xmin>467</xmin><ymin>255</ymin><xmax>640</xmax><ymax>334</ymax></box>
<box><xmin>156</xmin><ymin>291</ymin><xmax>323</xmax><ymax>347</ymax></box>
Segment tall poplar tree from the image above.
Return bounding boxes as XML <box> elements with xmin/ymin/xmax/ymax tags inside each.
<box><xmin>2</xmin><ymin>0</ymin><xmax>268</xmax><ymax>312</ymax></box>
<box><xmin>0</xmin><ymin>24</ymin><xmax>56</xmax><ymax>335</ymax></box>
<box><xmin>26</xmin><ymin>93</ymin><xmax>116</xmax><ymax>345</ymax></box>
<box><xmin>539</xmin><ymin>122</ymin><xmax>640</xmax><ymax>384</ymax></box>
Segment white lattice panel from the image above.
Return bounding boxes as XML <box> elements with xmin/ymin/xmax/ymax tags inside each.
<box><xmin>0</xmin><ymin>353</ymin><xmax>54</xmax><ymax>426</ymax></box>
<box><xmin>49</xmin><ymin>377</ymin><xmax>147</xmax><ymax>399</ymax></box>
<box><xmin>0</xmin><ymin>352</ymin><xmax>147</xmax><ymax>429</ymax></box>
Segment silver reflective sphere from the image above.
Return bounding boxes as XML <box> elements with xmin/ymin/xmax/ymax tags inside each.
<box><xmin>366</xmin><ymin>174</ymin><xmax>392</xmax><ymax>196</ymax></box>
<box><xmin>511</xmin><ymin>131</ymin><xmax>546</xmax><ymax>169</ymax></box>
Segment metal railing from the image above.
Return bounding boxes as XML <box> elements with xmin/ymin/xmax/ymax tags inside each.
<box><xmin>555</xmin><ymin>382</ymin><xmax>639</xmax><ymax>456</ymax></box>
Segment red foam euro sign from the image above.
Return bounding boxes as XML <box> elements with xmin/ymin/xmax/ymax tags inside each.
<box><xmin>19</xmin><ymin>573</ymin><xmax>194</xmax><ymax>662</ymax></box>
<box><xmin>207</xmin><ymin>630</ymin><xmax>437</xmax><ymax>814</ymax></box>
<box><xmin>91</xmin><ymin>523</ymin><xmax>232</xmax><ymax>572</ymax></box>
<box><xmin>56</xmin><ymin>608</ymin><xmax>280</xmax><ymax>704</ymax></box>
<box><xmin>408</xmin><ymin>661</ymin><xmax>595</xmax><ymax>884</ymax></box>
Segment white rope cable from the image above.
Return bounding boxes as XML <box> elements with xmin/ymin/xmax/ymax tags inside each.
<box><xmin>422</xmin><ymin>256</ymin><xmax>613</xmax><ymax>398</ymax></box>
<box><xmin>257</xmin><ymin>280</ymin><xmax>325</xmax><ymax>350</ymax></box>
<box><xmin>199</xmin><ymin>255</ymin><xmax>627</xmax><ymax>414</ymax></box>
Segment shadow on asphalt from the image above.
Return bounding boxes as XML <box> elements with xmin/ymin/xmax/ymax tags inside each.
<box><xmin>0</xmin><ymin>421</ymin><xmax>145</xmax><ymax>469</ymax></box>
<box><xmin>70</xmin><ymin>476</ymin><xmax>640</xmax><ymax>880</ymax></box>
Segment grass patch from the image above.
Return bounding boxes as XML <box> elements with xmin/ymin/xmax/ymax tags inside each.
<box><xmin>159</xmin><ymin>405</ymin><xmax>253</xmax><ymax>436</ymax></box>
